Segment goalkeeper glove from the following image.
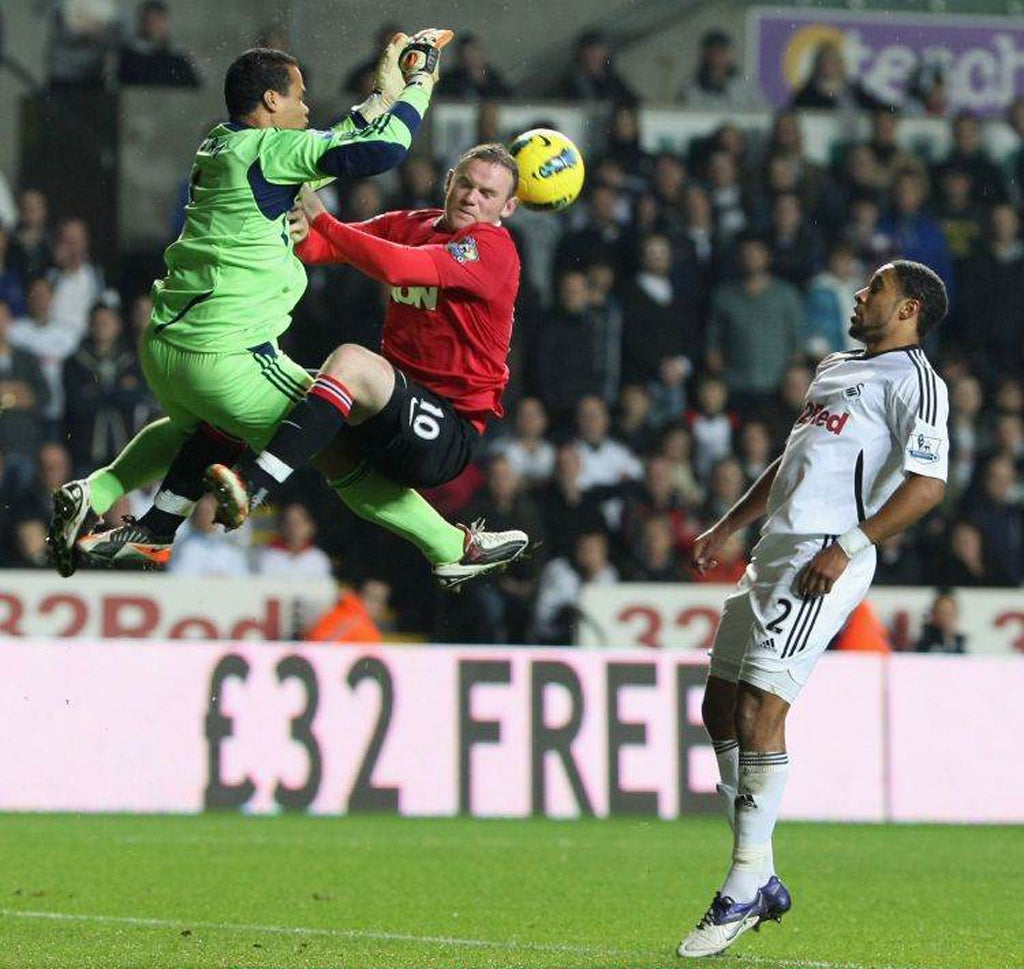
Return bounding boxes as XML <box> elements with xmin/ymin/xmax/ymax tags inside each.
<box><xmin>399</xmin><ymin>28</ymin><xmax>454</xmax><ymax>96</ymax></box>
<box><xmin>351</xmin><ymin>31</ymin><xmax>409</xmax><ymax>123</ymax></box>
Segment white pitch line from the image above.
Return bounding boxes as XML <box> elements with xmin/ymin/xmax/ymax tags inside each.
<box><xmin>0</xmin><ymin>909</ymin><xmax>962</xmax><ymax>969</ymax></box>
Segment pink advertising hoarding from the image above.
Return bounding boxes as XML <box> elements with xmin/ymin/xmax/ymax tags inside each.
<box><xmin>1</xmin><ymin>642</ymin><xmax>1019</xmax><ymax>822</ymax></box>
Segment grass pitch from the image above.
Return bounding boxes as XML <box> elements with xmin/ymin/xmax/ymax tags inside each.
<box><xmin>0</xmin><ymin>813</ymin><xmax>1019</xmax><ymax>969</ymax></box>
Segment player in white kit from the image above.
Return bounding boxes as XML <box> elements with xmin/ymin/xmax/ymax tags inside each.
<box><xmin>677</xmin><ymin>260</ymin><xmax>950</xmax><ymax>958</ymax></box>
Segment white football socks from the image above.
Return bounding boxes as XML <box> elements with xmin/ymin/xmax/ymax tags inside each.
<box><xmin>711</xmin><ymin>739</ymin><xmax>777</xmax><ymax>886</ymax></box>
<box><xmin>720</xmin><ymin>750</ymin><xmax>789</xmax><ymax>903</ymax></box>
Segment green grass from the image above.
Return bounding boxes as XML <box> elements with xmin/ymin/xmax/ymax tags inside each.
<box><xmin>0</xmin><ymin>814</ymin><xmax>1019</xmax><ymax>969</ymax></box>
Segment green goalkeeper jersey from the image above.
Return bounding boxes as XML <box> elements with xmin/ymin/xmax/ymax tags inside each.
<box><xmin>150</xmin><ymin>86</ymin><xmax>430</xmax><ymax>352</ymax></box>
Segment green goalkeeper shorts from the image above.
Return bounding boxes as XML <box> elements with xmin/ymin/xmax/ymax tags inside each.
<box><xmin>141</xmin><ymin>329</ymin><xmax>312</xmax><ymax>451</ymax></box>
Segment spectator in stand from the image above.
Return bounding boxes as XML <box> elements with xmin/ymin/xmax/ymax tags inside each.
<box><xmin>915</xmin><ymin>592</ymin><xmax>966</xmax><ymax>654</ymax></box>
<box><xmin>9</xmin><ymin>276</ymin><xmax>77</xmax><ymax>435</ymax></box>
<box><xmin>533</xmin><ymin>530</ymin><xmax>618</xmax><ymax>645</ymax></box>
<box><xmin>340</xmin><ymin>21</ymin><xmax>401</xmax><ymax>99</ymax></box>
<box><xmin>878</xmin><ymin>169</ymin><xmax>954</xmax><ymax>296</ymax></box>
<box><xmin>959</xmin><ymin>203</ymin><xmax>1024</xmax><ymax>379</ymax></box>
<box><xmin>118</xmin><ymin>0</ymin><xmax>201</xmax><ymax>87</ymax></box>
<box><xmin>0</xmin><ymin>227</ymin><xmax>26</xmax><ymax>317</ymax></box>
<box><xmin>491</xmin><ymin>396</ymin><xmax>556</xmax><ymax>489</ymax></box>
<box><xmin>623</xmin><ymin>514</ymin><xmax>687</xmax><ymax>582</ymax></box>
<box><xmin>615</xmin><ymin>384</ymin><xmax>660</xmax><ymax>456</ymax></box>
<box><xmin>306</xmin><ymin>577</ymin><xmax>392</xmax><ymax>644</ymax></box>
<box><xmin>820</xmin><ymin>147</ymin><xmax>886</xmax><ymax>237</ymax></box>
<box><xmin>11</xmin><ymin>442</ymin><xmax>71</xmax><ymax>526</ymax></box>
<box><xmin>737</xmin><ymin>419</ymin><xmax>773</xmax><ymax>484</ymax></box>
<box><xmin>254</xmin><ymin>502</ymin><xmax>332</xmax><ymax>580</ymax></box>
<box><xmin>985</xmin><ymin>414</ymin><xmax>1024</xmax><ymax>486</ymax></box>
<box><xmin>573</xmin><ymin>395</ymin><xmax>644</xmax><ymax>495</ymax></box>
<box><xmin>436</xmin><ymin>33</ymin><xmax>511</xmax><ymax>100</ymax></box>
<box><xmin>767</xmin><ymin>191</ymin><xmax>825</xmax><ymax>288</ymax></box>
<box><xmin>705</xmin><ymin>150</ymin><xmax>748</xmax><ymax>243</ymax></box>
<box><xmin>863</xmin><ymin>108</ymin><xmax>925</xmax><ymax>190</ymax></box>
<box><xmin>935</xmin><ymin>166</ymin><xmax>985</xmax><ymax>283</ymax></box>
<box><xmin>904</xmin><ymin>58</ymin><xmax>949</xmax><ymax>118</ymax></box>
<box><xmin>790</xmin><ymin>42</ymin><xmax>888</xmax><ymax>111</ymax></box>
<box><xmin>0</xmin><ymin>298</ymin><xmax>50</xmax><ymax>487</ymax></box>
<box><xmin>706</xmin><ymin>233</ymin><xmax>803</xmax><ymax>416</ymax></box>
<box><xmin>620</xmin><ymin>233</ymin><xmax>699</xmax><ymax>393</ymax></box>
<box><xmin>553</xmin><ymin>182</ymin><xmax>629</xmax><ymax>282</ymax></box>
<box><xmin>803</xmin><ymin>241</ymin><xmax>863</xmax><ymax>359</ymax></box>
<box><xmin>8</xmin><ymin>189</ymin><xmax>54</xmax><ymax>280</ymax></box>
<box><xmin>991</xmin><ymin>376</ymin><xmax>1024</xmax><ymax>419</ymax></box>
<box><xmin>768</xmin><ymin>361</ymin><xmax>812</xmax><ymax>447</ymax></box>
<box><xmin>873</xmin><ymin>531</ymin><xmax>927</xmax><ymax>585</ymax></box>
<box><xmin>682</xmin><ymin>29</ymin><xmax>763</xmax><ymax>111</ymax></box>
<box><xmin>168</xmin><ymin>495</ymin><xmax>250</xmax><ymax>577</ymax></box>
<box><xmin>534</xmin><ymin>443</ymin><xmax>608</xmax><ymax>559</ymax></box>
<box><xmin>536</xmin><ymin>271</ymin><xmax>620</xmax><ymax>432</ymax></box>
<box><xmin>687</xmin><ymin>375</ymin><xmax>735</xmax><ymax>483</ymax></box>
<box><xmin>457</xmin><ymin>455</ymin><xmax>546</xmax><ymax>644</ymax></box>
<box><xmin>620</xmin><ymin>453</ymin><xmax>700</xmax><ymax>556</ymax></box>
<box><xmin>700</xmin><ymin>456</ymin><xmax>748</xmax><ymax>536</ymax></box>
<box><xmin>659</xmin><ymin>423</ymin><xmax>705</xmax><ymax>509</ymax></box>
<box><xmin>62</xmin><ymin>297</ymin><xmax>148</xmax><ymax>477</ymax></box>
<box><xmin>764</xmin><ymin>111</ymin><xmax>827</xmax><ymax>216</ymax></box>
<box><xmin>9</xmin><ymin>519</ymin><xmax>51</xmax><ymax>569</ymax></box>
<box><xmin>0</xmin><ymin>168</ymin><xmax>14</xmax><ymax>231</ymax></box>
<box><xmin>934</xmin><ymin>111</ymin><xmax>1007</xmax><ymax>205</ymax></box>
<box><xmin>386</xmin><ymin>155</ymin><xmax>442</xmax><ymax>211</ymax></box>
<box><xmin>963</xmin><ymin>454</ymin><xmax>1023</xmax><ymax>585</ymax></box>
<box><xmin>549</xmin><ymin>30</ymin><xmax>637</xmax><ymax>103</ymax></box>
<box><xmin>935</xmin><ymin>519</ymin><xmax>1009</xmax><ymax>587</ymax></box>
<box><xmin>946</xmin><ymin>374</ymin><xmax>984</xmax><ymax>506</ymax></box>
<box><xmin>48</xmin><ymin>217</ymin><xmax>103</xmax><ymax>346</ymax></box>
<box><xmin>841</xmin><ymin>193</ymin><xmax>894</xmax><ymax>271</ymax></box>
<box><xmin>607</xmin><ymin>104</ymin><xmax>656</xmax><ymax>187</ymax></box>
<box><xmin>650</xmin><ymin>153</ymin><xmax>688</xmax><ymax>230</ymax></box>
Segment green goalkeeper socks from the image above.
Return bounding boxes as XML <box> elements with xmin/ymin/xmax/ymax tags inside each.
<box><xmin>86</xmin><ymin>418</ymin><xmax>187</xmax><ymax>515</ymax></box>
<box><xmin>330</xmin><ymin>462</ymin><xmax>464</xmax><ymax>566</ymax></box>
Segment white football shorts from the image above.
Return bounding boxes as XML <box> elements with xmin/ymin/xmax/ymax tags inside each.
<box><xmin>708</xmin><ymin>532</ymin><xmax>877</xmax><ymax>703</ymax></box>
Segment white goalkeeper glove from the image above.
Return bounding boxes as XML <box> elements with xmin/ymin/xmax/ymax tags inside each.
<box><xmin>399</xmin><ymin>27</ymin><xmax>454</xmax><ymax>96</ymax></box>
<box><xmin>351</xmin><ymin>31</ymin><xmax>409</xmax><ymax>123</ymax></box>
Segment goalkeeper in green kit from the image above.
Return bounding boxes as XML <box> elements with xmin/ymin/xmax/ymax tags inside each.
<box><xmin>48</xmin><ymin>30</ymin><xmax>452</xmax><ymax>575</ymax></box>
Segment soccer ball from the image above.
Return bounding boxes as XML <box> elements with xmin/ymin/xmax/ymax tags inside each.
<box><xmin>509</xmin><ymin>128</ymin><xmax>585</xmax><ymax>212</ymax></box>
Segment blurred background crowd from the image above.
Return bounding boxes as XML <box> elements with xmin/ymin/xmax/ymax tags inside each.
<box><xmin>0</xmin><ymin>1</ymin><xmax>1022</xmax><ymax>646</ymax></box>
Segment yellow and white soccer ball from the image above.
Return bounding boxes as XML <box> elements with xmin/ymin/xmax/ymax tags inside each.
<box><xmin>509</xmin><ymin>128</ymin><xmax>585</xmax><ymax>212</ymax></box>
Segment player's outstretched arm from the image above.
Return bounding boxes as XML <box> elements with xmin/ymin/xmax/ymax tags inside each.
<box><xmin>265</xmin><ymin>30</ymin><xmax>454</xmax><ymax>187</ymax></box>
<box><xmin>794</xmin><ymin>473</ymin><xmax>945</xmax><ymax>598</ymax></box>
<box><xmin>303</xmin><ymin>211</ymin><xmax>441</xmax><ymax>287</ymax></box>
<box><xmin>691</xmin><ymin>457</ymin><xmax>781</xmax><ymax>575</ymax></box>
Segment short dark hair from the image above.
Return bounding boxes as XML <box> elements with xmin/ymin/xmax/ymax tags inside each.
<box><xmin>454</xmin><ymin>142</ymin><xmax>519</xmax><ymax>198</ymax></box>
<box><xmin>224</xmin><ymin>47</ymin><xmax>298</xmax><ymax>120</ymax></box>
<box><xmin>890</xmin><ymin>260</ymin><xmax>948</xmax><ymax>337</ymax></box>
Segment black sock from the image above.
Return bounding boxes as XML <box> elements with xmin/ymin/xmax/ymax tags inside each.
<box><xmin>247</xmin><ymin>374</ymin><xmax>353</xmax><ymax>503</ymax></box>
<box><xmin>140</xmin><ymin>424</ymin><xmax>245</xmax><ymax>536</ymax></box>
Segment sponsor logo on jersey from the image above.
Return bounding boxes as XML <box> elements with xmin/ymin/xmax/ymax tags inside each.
<box><xmin>391</xmin><ymin>285</ymin><xmax>439</xmax><ymax>311</ymax></box>
<box><xmin>795</xmin><ymin>400</ymin><xmax>850</xmax><ymax>435</ymax></box>
<box><xmin>754</xmin><ymin>636</ymin><xmax>777</xmax><ymax>653</ymax></box>
<box><xmin>445</xmin><ymin>237</ymin><xmax>479</xmax><ymax>263</ymax></box>
<box><xmin>908</xmin><ymin>433</ymin><xmax>941</xmax><ymax>462</ymax></box>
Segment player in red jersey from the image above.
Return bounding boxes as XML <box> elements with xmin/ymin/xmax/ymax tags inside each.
<box><xmin>206</xmin><ymin>142</ymin><xmax>528</xmax><ymax>588</ymax></box>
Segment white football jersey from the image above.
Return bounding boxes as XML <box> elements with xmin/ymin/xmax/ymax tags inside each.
<box><xmin>763</xmin><ymin>346</ymin><xmax>949</xmax><ymax>536</ymax></box>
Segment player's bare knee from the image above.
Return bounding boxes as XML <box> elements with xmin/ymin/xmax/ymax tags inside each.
<box><xmin>734</xmin><ymin>684</ymin><xmax>788</xmax><ymax>750</ymax></box>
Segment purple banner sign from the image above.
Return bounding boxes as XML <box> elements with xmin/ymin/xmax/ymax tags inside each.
<box><xmin>751</xmin><ymin>7</ymin><xmax>1024</xmax><ymax>116</ymax></box>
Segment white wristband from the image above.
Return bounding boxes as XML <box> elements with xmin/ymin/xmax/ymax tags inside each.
<box><xmin>837</xmin><ymin>527</ymin><xmax>872</xmax><ymax>558</ymax></box>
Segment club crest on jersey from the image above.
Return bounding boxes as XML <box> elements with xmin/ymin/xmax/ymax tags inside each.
<box><xmin>843</xmin><ymin>383</ymin><xmax>865</xmax><ymax>399</ymax></box>
<box><xmin>445</xmin><ymin>237</ymin><xmax>479</xmax><ymax>263</ymax></box>
<box><xmin>908</xmin><ymin>433</ymin><xmax>941</xmax><ymax>463</ymax></box>
<box><xmin>795</xmin><ymin>401</ymin><xmax>850</xmax><ymax>435</ymax></box>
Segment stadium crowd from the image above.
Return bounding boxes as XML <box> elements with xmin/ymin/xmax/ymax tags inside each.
<box><xmin>1</xmin><ymin>9</ymin><xmax>1024</xmax><ymax>644</ymax></box>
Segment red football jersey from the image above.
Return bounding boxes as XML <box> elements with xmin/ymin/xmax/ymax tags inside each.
<box><xmin>353</xmin><ymin>209</ymin><xmax>520</xmax><ymax>433</ymax></box>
